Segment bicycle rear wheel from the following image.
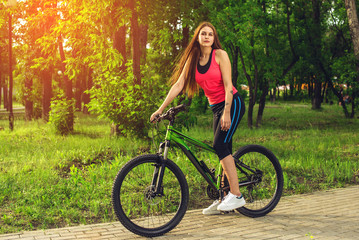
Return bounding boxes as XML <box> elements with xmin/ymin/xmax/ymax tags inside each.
<box><xmin>233</xmin><ymin>145</ymin><xmax>283</xmax><ymax>217</ymax></box>
<box><xmin>111</xmin><ymin>154</ymin><xmax>189</xmax><ymax>237</ymax></box>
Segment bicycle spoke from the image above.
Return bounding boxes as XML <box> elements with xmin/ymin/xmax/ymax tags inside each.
<box><xmin>112</xmin><ymin>155</ymin><xmax>188</xmax><ymax>236</ymax></box>
<box><xmin>233</xmin><ymin>145</ymin><xmax>283</xmax><ymax>217</ymax></box>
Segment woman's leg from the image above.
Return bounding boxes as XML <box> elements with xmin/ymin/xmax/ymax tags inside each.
<box><xmin>203</xmin><ymin>94</ymin><xmax>245</xmax><ymax>214</ymax></box>
<box><xmin>220</xmin><ymin>154</ymin><xmax>241</xmax><ymax>196</ymax></box>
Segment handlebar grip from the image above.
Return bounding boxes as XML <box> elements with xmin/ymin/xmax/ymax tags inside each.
<box><xmin>150</xmin><ymin>114</ymin><xmax>161</xmax><ymax>123</ymax></box>
<box><xmin>151</xmin><ymin>104</ymin><xmax>187</xmax><ymax>123</ymax></box>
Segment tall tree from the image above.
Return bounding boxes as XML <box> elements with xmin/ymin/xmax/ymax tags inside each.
<box><xmin>112</xmin><ymin>0</ymin><xmax>128</xmax><ymax>72</ymax></box>
<box><xmin>311</xmin><ymin>0</ymin><xmax>324</xmax><ymax>110</ymax></box>
<box><xmin>0</xmin><ymin>6</ymin><xmax>5</xmax><ymax>110</ymax></box>
<box><xmin>0</xmin><ymin>22</ymin><xmax>7</xmax><ymax>110</ymax></box>
<box><xmin>344</xmin><ymin>0</ymin><xmax>359</xmax><ymax>117</ymax></box>
<box><xmin>345</xmin><ymin>0</ymin><xmax>359</xmax><ymax>65</ymax></box>
<box><xmin>209</xmin><ymin>0</ymin><xmax>295</xmax><ymax>128</ymax></box>
<box><xmin>7</xmin><ymin>0</ymin><xmax>17</xmax><ymax>130</ymax></box>
<box><xmin>16</xmin><ymin>1</ymin><xmax>42</xmax><ymax>120</ymax></box>
<box><xmin>58</xmin><ymin>35</ymin><xmax>74</xmax><ymax>131</ymax></box>
<box><xmin>24</xmin><ymin>0</ymin><xmax>57</xmax><ymax>121</ymax></box>
<box><xmin>129</xmin><ymin>0</ymin><xmax>141</xmax><ymax>85</ymax></box>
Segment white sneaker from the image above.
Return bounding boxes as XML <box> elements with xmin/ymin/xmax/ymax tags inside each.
<box><xmin>217</xmin><ymin>192</ymin><xmax>246</xmax><ymax>211</ymax></box>
<box><xmin>202</xmin><ymin>200</ymin><xmax>221</xmax><ymax>215</ymax></box>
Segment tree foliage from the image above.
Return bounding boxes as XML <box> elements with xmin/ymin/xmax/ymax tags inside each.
<box><xmin>1</xmin><ymin>0</ymin><xmax>359</xmax><ymax>134</ymax></box>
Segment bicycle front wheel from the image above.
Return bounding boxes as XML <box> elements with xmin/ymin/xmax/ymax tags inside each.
<box><xmin>111</xmin><ymin>154</ymin><xmax>189</xmax><ymax>237</ymax></box>
<box><xmin>233</xmin><ymin>145</ymin><xmax>283</xmax><ymax>217</ymax></box>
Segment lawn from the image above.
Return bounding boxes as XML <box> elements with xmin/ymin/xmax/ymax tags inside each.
<box><xmin>0</xmin><ymin>101</ymin><xmax>358</xmax><ymax>234</ymax></box>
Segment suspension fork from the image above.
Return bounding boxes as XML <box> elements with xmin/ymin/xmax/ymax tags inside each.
<box><xmin>151</xmin><ymin>141</ymin><xmax>170</xmax><ymax>195</ymax></box>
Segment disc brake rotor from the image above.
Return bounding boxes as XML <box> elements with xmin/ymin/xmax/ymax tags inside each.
<box><xmin>144</xmin><ymin>186</ymin><xmax>162</xmax><ymax>205</ymax></box>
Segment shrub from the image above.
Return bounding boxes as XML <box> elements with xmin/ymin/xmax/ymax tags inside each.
<box><xmin>88</xmin><ymin>61</ymin><xmax>166</xmax><ymax>137</ymax></box>
<box><xmin>49</xmin><ymin>92</ymin><xmax>75</xmax><ymax>135</ymax></box>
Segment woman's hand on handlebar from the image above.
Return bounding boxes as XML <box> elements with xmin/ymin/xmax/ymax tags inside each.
<box><xmin>150</xmin><ymin>110</ymin><xmax>162</xmax><ymax>123</ymax></box>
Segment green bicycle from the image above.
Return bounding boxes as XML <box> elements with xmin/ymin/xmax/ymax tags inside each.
<box><xmin>111</xmin><ymin>105</ymin><xmax>284</xmax><ymax>237</ymax></box>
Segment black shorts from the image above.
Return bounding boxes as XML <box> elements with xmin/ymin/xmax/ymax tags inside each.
<box><xmin>211</xmin><ymin>93</ymin><xmax>245</xmax><ymax>160</ymax></box>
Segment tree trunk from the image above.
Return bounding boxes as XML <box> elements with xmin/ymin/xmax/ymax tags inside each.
<box><xmin>113</xmin><ymin>25</ymin><xmax>128</xmax><ymax>135</ymax></box>
<box><xmin>308</xmin><ymin>81</ymin><xmax>313</xmax><ymax>98</ymax></box>
<box><xmin>82</xmin><ymin>68</ymin><xmax>93</xmax><ymax>114</ymax></box>
<box><xmin>319</xmin><ymin>61</ymin><xmax>350</xmax><ymax>117</ymax></box>
<box><xmin>312</xmin><ymin>79</ymin><xmax>322</xmax><ymax>109</ymax></box>
<box><xmin>59</xmin><ymin>37</ymin><xmax>74</xmax><ymax>131</ymax></box>
<box><xmin>128</xmin><ymin>0</ymin><xmax>145</xmax><ymax>134</ymax></box>
<box><xmin>74</xmin><ymin>77</ymin><xmax>82</xmax><ymax>111</ymax></box>
<box><xmin>282</xmin><ymin>1</ymin><xmax>299</xmax><ymax>78</ymax></box>
<box><xmin>311</xmin><ymin>0</ymin><xmax>323</xmax><ymax>110</ymax></box>
<box><xmin>182</xmin><ymin>26</ymin><xmax>189</xmax><ymax>48</ymax></box>
<box><xmin>140</xmin><ymin>24</ymin><xmax>148</xmax><ymax>64</ymax></box>
<box><xmin>238</xmin><ymin>44</ymin><xmax>255</xmax><ymax>128</ymax></box>
<box><xmin>247</xmin><ymin>38</ymin><xmax>259</xmax><ymax>128</ymax></box>
<box><xmin>8</xmin><ymin>13</ymin><xmax>14</xmax><ymax>131</ymax></box>
<box><xmin>41</xmin><ymin>70</ymin><xmax>52</xmax><ymax>121</ymax></box>
<box><xmin>256</xmin><ymin>1</ymin><xmax>270</xmax><ymax>128</ymax></box>
<box><xmin>130</xmin><ymin>0</ymin><xmax>141</xmax><ymax>85</ymax></box>
<box><xmin>297</xmin><ymin>80</ymin><xmax>301</xmax><ymax>95</ymax></box>
<box><xmin>0</xmin><ymin>79</ymin><xmax>2</xmax><ymax>109</ymax></box>
<box><xmin>75</xmin><ymin>63</ymin><xmax>85</xmax><ymax>112</ymax></box>
<box><xmin>59</xmin><ymin>41</ymin><xmax>73</xmax><ymax>100</ymax></box>
<box><xmin>24</xmin><ymin>77</ymin><xmax>33</xmax><ymax>121</ymax></box>
<box><xmin>256</xmin><ymin>83</ymin><xmax>269</xmax><ymax>127</ymax></box>
<box><xmin>0</xmin><ymin>54</ymin><xmax>2</xmax><ymax>108</ymax></box>
<box><xmin>345</xmin><ymin>0</ymin><xmax>359</xmax><ymax>118</ymax></box>
<box><xmin>247</xmin><ymin>93</ymin><xmax>255</xmax><ymax>128</ymax></box>
<box><xmin>290</xmin><ymin>79</ymin><xmax>294</xmax><ymax>97</ymax></box>
<box><xmin>3</xmin><ymin>80</ymin><xmax>8</xmax><ymax>110</ymax></box>
<box><xmin>322</xmin><ymin>82</ymin><xmax>327</xmax><ymax>103</ymax></box>
<box><xmin>270</xmin><ymin>88</ymin><xmax>276</xmax><ymax>103</ymax></box>
<box><xmin>351</xmin><ymin>99</ymin><xmax>355</xmax><ymax>118</ymax></box>
<box><xmin>113</xmin><ymin>26</ymin><xmax>127</xmax><ymax>71</ymax></box>
<box><xmin>232</xmin><ymin>46</ymin><xmax>239</xmax><ymax>89</ymax></box>
<box><xmin>303</xmin><ymin>0</ymin><xmax>349</xmax><ymax>114</ymax></box>
<box><xmin>345</xmin><ymin>0</ymin><xmax>359</xmax><ymax>63</ymax></box>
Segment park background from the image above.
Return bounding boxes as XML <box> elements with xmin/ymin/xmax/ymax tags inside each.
<box><xmin>0</xmin><ymin>0</ymin><xmax>359</xmax><ymax>234</ymax></box>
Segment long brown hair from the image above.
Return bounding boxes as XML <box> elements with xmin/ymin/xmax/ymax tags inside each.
<box><xmin>170</xmin><ymin>22</ymin><xmax>223</xmax><ymax>97</ymax></box>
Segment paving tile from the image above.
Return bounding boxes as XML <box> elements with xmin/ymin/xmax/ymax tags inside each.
<box><xmin>1</xmin><ymin>186</ymin><xmax>359</xmax><ymax>240</ymax></box>
<box><xmin>0</xmin><ymin>234</ymin><xmax>21</xmax><ymax>240</ymax></box>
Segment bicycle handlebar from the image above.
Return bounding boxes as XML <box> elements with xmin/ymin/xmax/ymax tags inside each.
<box><xmin>151</xmin><ymin>104</ymin><xmax>187</xmax><ymax>123</ymax></box>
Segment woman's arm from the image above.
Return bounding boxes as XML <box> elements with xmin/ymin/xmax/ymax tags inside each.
<box><xmin>157</xmin><ymin>77</ymin><xmax>184</xmax><ymax>113</ymax></box>
<box><xmin>217</xmin><ymin>49</ymin><xmax>233</xmax><ymax>131</ymax></box>
<box><xmin>150</xmin><ymin>63</ymin><xmax>188</xmax><ymax>122</ymax></box>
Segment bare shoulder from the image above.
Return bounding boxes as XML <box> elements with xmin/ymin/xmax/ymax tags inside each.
<box><xmin>215</xmin><ymin>49</ymin><xmax>230</xmax><ymax>65</ymax></box>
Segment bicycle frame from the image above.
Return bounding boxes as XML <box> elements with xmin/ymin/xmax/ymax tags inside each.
<box><xmin>159</xmin><ymin>124</ymin><xmax>223</xmax><ymax>192</ymax></box>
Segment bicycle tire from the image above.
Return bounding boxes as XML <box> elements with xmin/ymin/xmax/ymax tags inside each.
<box><xmin>233</xmin><ymin>145</ymin><xmax>283</xmax><ymax>217</ymax></box>
<box><xmin>111</xmin><ymin>154</ymin><xmax>189</xmax><ymax>237</ymax></box>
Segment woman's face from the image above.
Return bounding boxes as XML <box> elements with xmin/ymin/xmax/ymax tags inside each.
<box><xmin>198</xmin><ymin>26</ymin><xmax>214</xmax><ymax>47</ymax></box>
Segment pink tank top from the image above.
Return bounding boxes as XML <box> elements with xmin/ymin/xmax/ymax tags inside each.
<box><xmin>195</xmin><ymin>49</ymin><xmax>237</xmax><ymax>105</ymax></box>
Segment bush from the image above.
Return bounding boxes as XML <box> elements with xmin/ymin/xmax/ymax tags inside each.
<box><xmin>48</xmin><ymin>92</ymin><xmax>75</xmax><ymax>135</ymax></box>
<box><xmin>88</xmin><ymin>61</ymin><xmax>166</xmax><ymax>137</ymax></box>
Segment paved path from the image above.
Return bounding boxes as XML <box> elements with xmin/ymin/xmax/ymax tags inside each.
<box><xmin>1</xmin><ymin>186</ymin><xmax>359</xmax><ymax>240</ymax></box>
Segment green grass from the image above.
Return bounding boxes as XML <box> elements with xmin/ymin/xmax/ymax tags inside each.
<box><xmin>0</xmin><ymin>102</ymin><xmax>358</xmax><ymax>234</ymax></box>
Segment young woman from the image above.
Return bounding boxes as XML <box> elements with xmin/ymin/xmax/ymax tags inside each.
<box><xmin>150</xmin><ymin>22</ymin><xmax>246</xmax><ymax>215</ymax></box>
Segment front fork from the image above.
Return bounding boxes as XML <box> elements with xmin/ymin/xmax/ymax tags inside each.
<box><xmin>150</xmin><ymin>141</ymin><xmax>169</xmax><ymax>195</ymax></box>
